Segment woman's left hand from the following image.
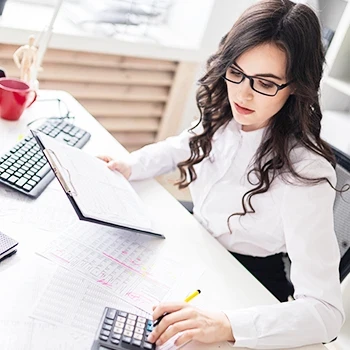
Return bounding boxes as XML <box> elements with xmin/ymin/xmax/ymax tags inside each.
<box><xmin>147</xmin><ymin>302</ymin><xmax>235</xmax><ymax>347</ymax></box>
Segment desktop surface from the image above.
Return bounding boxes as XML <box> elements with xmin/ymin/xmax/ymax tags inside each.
<box><xmin>0</xmin><ymin>90</ymin><xmax>326</xmax><ymax>350</ymax></box>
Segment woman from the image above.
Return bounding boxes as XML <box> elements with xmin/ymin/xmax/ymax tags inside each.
<box><xmin>99</xmin><ymin>0</ymin><xmax>345</xmax><ymax>348</ymax></box>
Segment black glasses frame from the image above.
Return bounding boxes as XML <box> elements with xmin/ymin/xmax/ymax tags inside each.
<box><xmin>223</xmin><ymin>69</ymin><xmax>293</xmax><ymax>97</ymax></box>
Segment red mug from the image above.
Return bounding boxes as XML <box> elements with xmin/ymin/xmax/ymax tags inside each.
<box><xmin>0</xmin><ymin>78</ymin><xmax>37</xmax><ymax>121</ymax></box>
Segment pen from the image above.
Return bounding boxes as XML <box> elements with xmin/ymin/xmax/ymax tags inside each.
<box><xmin>153</xmin><ymin>289</ymin><xmax>201</xmax><ymax>327</ymax></box>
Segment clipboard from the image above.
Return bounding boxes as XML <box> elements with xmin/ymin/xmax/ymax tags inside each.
<box><xmin>32</xmin><ymin>130</ymin><xmax>165</xmax><ymax>239</ymax></box>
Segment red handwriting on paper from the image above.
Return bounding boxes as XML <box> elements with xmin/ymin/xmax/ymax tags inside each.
<box><xmin>97</xmin><ymin>279</ymin><xmax>112</xmax><ymax>287</ymax></box>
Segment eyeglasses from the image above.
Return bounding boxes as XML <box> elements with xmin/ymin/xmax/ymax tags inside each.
<box><xmin>223</xmin><ymin>67</ymin><xmax>293</xmax><ymax>97</ymax></box>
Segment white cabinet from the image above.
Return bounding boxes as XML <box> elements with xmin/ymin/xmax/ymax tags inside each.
<box><xmin>320</xmin><ymin>0</ymin><xmax>350</xmax><ymax>154</ymax></box>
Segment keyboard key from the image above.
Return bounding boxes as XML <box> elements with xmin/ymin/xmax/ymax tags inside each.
<box><xmin>27</xmin><ymin>180</ymin><xmax>37</xmax><ymax>187</ymax></box>
<box><xmin>115</xmin><ymin>321</ymin><xmax>124</xmax><ymax>328</ymax></box>
<box><xmin>117</xmin><ymin>316</ymin><xmax>126</xmax><ymax>323</ymax></box>
<box><xmin>125</xmin><ymin>325</ymin><xmax>134</xmax><ymax>332</ymax></box>
<box><xmin>104</xmin><ymin>319</ymin><xmax>113</xmax><ymax>326</ymax></box>
<box><xmin>106</xmin><ymin>308</ymin><xmax>116</xmax><ymax>320</ymax></box>
<box><xmin>143</xmin><ymin>342</ymin><xmax>153</xmax><ymax>349</ymax></box>
<box><xmin>124</xmin><ymin>330</ymin><xmax>133</xmax><ymax>337</ymax></box>
<box><xmin>122</xmin><ymin>336</ymin><xmax>131</xmax><ymax>343</ymax></box>
<box><xmin>15</xmin><ymin>177</ymin><xmax>28</xmax><ymax>187</ymax></box>
<box><xmin>100</xmin><ymin>330</ymin><xmax>110</xmax><ymax>337</ymax></box>
<box><xmin>137</xmin><ymin>317</ymin><xmax>146</xmax><ymax>323</ymax></box>
<box><xmin>0</xmin><ymin>172</ymin><xmax>10</xmax><ymax>180</ymax></box>
<box><xmin>8</xmin><ymin>175</ymin><xmax>19</xmax><ymax>184</ymax></box>
<box><xmin>102</xmin><ymin>324</ymin><xmax>112</xmax><ymax>331</ymax></box>
<box><xmin>132</xmin><ymin>339</ymin><xmax>142</xmax><ymax>347</ymax></box>
<box><xmin>23</xmin><ymin>184</ymin><xmax>33</xmax><ymax>191</ymax></box>
<box><xmin>114</xmin><ymin>327</ymin><xmax>123</xmax><ymax>334</ymax></box>
<box><xmin>135</xmin><ymin>327</ymin><xmax>144</xmax><ymax>334</ymax></box>
<box><xmin>126</xmin><ymin>319</ymin><xmax>136</xmax><ymax>326</ymax></box>
<box><xmin>136</xmin><ymin>321</ymin><xmax>145</xmax><ymax>329</ymax></box>
<box><xmin>133</xmin><ymin>333</ymin><xmax>143</xmax><ymax>341</ymax></box>
<box><xmin>0</xmin><ymin>119</ymin><xmax>90</xmax><ymax>198</ymax></box>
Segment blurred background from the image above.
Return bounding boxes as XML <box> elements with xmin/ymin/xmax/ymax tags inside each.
<box><xmin>0</xmin><ymin>0</ymin><xmax>349</xmax><ymax>201</ymax></box>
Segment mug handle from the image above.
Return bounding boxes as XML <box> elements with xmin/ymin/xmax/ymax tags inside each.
<box><xmin>27</xmin><ymin>90</ymin><xmax>37</xmax><ymax>108</ymax></box>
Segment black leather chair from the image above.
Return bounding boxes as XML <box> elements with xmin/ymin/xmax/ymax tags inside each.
<box><xmin>332</xmin><ymin>146</ymin><xmax>350</xmax><ymax>282</ymax></box>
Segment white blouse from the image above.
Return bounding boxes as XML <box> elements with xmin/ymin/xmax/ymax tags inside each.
<box><xmin>127</xmin><ymin>119</ymin><xmax>345</xmax><ymax>349</ymax></box>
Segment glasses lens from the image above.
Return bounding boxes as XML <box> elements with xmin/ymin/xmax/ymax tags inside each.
<box><xmin>225</xmin><ymin>68</ymin><xmax>243</xmax><ymax>83</ymax></box>
<box><xmin>252</xmin><ymin>78</ymin><xmax>278</xmax><ymax>96</ymax></box>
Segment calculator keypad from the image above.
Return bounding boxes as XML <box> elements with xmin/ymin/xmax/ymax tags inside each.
<box><xmin>93</xmin><ymin>307</ymin><xmax>155</xmax><ymax>350</ymax></box>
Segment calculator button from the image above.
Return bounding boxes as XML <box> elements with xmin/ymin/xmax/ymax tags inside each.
<box><xmin>99</xmin><ymin>335</ymin><xmax>108</xmax><ymax>341</ymax></box>
<box><xmin>125</xmin><ymin>325</ymin><xmax>134</xmax><ymax>332</ymax></box>
<box><xmin>112</xmin><ymin>333</ymin><xmax>121</xmax><ymax>340</ymax></box>
<box><xmin>111</xmin><ymin>339</ymin><xmax>120</xmax><ymax>345</ymax></box>
<box><xmin>100</xmin><ymin>330</ymin><xmax>110</xmax><ymax>337</ymax></box>
<box><xmin>104</xmin><ymin>319</ymin><xmax>113</xmax><ymax>326</ymax></box>
<box><xmin>126</xmin><ymin>319</ymin><xmax>136</xmax><ymax>326</ymax></box>
<box><xmin>117</xmin><ymin>316</ymin><xmax>126</xmax><ymax>323</ymax></box>
<box><xmin>143</xmin><ymin>342</ymin><xmax>153</xmax><ymax>350</ymax></box>
<box><xmin>106</xmin><ymin>309</ymin><xmax>116</xmax><ymax>319</ymax></box>
<box><xmin>137</xmin><ymin>317</ymin><xmax>146</xmax><ymax>323</ymax></box>
<box><xmin>132</xmin><ymin>339</ymin><xmax>142</xmax><ymax>347</ymax></box>
<box><xmin>99</xmin><ymin>346</ymin><xmax>112</xmax><ymax>350</ymax></box>
<box><xmin>147</xmin><ymin>324</ymin><xmax>153</xmax><ymax>332</ymax></box>
<box><xmin>136</xmin><ymin>321</ymin><xmax>145</xmax><ymax>329</ymax></box>
<box><xmin>122</xmin><ymin>336</ymin><xmax>132</xmax><ymax>343</ymax></box>
<box><xmin>119</xmin><ymin>311</ymin><xmax>128</xmax><ymax>317</ymax></box>
<box><xmin>115</xmin><ymin>321</ymin><xmax>125</xmax><ymax>328</ymax></box>
<box><xmin>133</xmin><ymin>333</ymin><xmax>143</xmax><ymax>341</ymax></box>
<box><xmin>124</xmin><ymin>330</ymin><xmax>133</xmax><ymax>337</ymax></box>
<box><xmin>102</xmin><ymin>324</ymin><xmax>112</xmax><ymax>331</ymax></box>
<box><xmin>114</xmin><ymin>327</ymin><xmax>123</xmax><ymax>334</ymax></box>
<box><xmin>135</xmin><ymin>327</ymin><xmax>144</xmax><ymax>334</ymax></box>
<box><xmin>128</xmin><ymin>314</ymin><xmax>137</xmax><ymax>320</ymax></box>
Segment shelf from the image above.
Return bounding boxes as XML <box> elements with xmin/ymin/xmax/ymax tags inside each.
<box><xmin>324</xmin><ymin>76</ymin><xmax>350</xmax><ymax>96</ymax></box>
<box><xmin>321</xmin><ymin>110</ymin><xmax>350</xmax><ymax>154</ymax></box>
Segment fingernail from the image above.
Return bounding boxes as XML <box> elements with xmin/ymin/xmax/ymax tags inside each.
<box><xmin>147</xmin><ymin>334</ymin><xmax>154</xmax><ymax>342</ymax></box>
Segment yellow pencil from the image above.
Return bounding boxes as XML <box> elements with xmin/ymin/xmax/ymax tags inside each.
<box><xmin>184</xmin><ymin>289</ymin><xmax>201</xmax><ymax>303</ymax></box>
<box><xmin>153</xmin><ymin>289</ymin><xmax>201</xmax><ymax>327</ymax></box>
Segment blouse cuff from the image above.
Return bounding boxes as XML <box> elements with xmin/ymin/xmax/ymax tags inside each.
<box><xmin>223</xmin><ymin>308</ymin><xmax>258</xmax><ymax>348</ymax></box>
<box><xmin>127</xmin><ymin>152</ymin><xmax>146</xmax><ymax>181</ymax></box>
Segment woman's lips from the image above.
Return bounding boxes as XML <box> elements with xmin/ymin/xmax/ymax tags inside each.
<box><xmin>234</xmin><ymin>102</ymin><xmax>254</xmax><ymax>115</ymax></box>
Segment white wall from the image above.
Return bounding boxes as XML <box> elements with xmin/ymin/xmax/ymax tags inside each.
<box><xmin>178</xmin><ymin>0</ymin><xmax>256</xmax><ymax>133</ymax></box>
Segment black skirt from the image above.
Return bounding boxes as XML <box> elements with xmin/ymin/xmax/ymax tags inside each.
<box><xmin>230</xmin><ymin>251</ymin><xmax>294</xmax><ymax>302</ymax></box>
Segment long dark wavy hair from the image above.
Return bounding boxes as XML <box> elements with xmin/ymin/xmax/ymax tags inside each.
<box><xmin>176</xmin><ymin>0</ymin><xmax>337</xmax><ymax>226</ymax></box>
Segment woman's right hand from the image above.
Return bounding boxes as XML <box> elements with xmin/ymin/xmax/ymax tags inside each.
<box><xmin>97</xmin><ymin>155</ymin><xmax>132</xmax><ymax>180</ymax></box>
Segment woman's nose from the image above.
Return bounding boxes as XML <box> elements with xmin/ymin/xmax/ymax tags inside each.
<box><xmin>237</xmin><ymin>77</ymin><xmax>253</xmax><ymax>101</ymax></box>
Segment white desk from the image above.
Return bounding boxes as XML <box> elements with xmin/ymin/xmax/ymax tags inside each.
<box><xmin>0</xmin><ymin>91</ymin><xmax>326</xmax><ymax>350</ymax></box>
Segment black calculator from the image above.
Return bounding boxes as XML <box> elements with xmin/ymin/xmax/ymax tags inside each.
<box><xmin>91</xmin><ymin>307</ymin><xmax>156</xmax><ymax>350</ymax></box>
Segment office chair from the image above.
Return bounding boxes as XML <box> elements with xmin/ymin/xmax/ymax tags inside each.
<box><xmin>332</xmin><ymin>146</ymin><xmax>350</xmax><ymax>283</ymax></box>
